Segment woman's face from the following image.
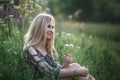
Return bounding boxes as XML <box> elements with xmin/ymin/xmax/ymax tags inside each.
<box><xmin>46</xmin><ymin>20</ymin><xmax>55</xmax><ymax>39</ymax></box>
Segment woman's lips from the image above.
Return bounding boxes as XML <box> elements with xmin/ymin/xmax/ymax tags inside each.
<box><xmin>47</xmin><ymin>32</ymin><xmax>53</xmax><ymax>38</ymax></box>
<box><xmin>47</xmin><ymin>32</ymin><xmax>53</xmax><ymax>35</ymax></box>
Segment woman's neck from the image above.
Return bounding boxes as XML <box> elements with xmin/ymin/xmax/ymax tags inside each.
<box><xmin>35</xmin><ymin>44</ymin><xmax>47</xmax><ymax>55</ymax></box>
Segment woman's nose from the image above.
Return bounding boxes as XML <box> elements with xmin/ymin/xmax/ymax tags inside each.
<box><xmin>50</xmin><ymin>27</ymin><xmax>54</xmax><ymax>32</ymax></box>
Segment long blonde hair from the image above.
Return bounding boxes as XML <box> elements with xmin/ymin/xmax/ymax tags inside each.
<box><xmin>24</xmin><ymin>13</ymin><xmax>58</xmax><ymax>58</ymax></box>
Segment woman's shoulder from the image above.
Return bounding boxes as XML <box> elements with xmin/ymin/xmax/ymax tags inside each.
<box><xmin>23</xmin><ymin>45</ymin><xmax>37</xmax><ymax>54</ymax></box>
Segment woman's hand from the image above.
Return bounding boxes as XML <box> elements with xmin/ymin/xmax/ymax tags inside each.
<box><xmin>61</xmin><ymin>54</ymin><xmax>73</xmax><ymax>68</ymax></box>
<box><xmin>64</xmin><ymin>54</ymin><xmax>73</xmax><ymax>64</ymax></box>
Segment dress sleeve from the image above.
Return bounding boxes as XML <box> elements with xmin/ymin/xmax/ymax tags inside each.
<box><xmin>25</xmin><ymin>46</ymin><xmax>60</xmax><ymax>78</ymax></box>
<box><xmin>51</xmin><ymin>51</ymin><xmax>61</xmax><ymax>68</ymax></box>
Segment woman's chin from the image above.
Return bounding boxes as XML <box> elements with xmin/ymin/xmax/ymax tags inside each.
<box><xmin>46</xmin><ymin>36</ymin><xmax>51</xmax><ymax>40</ymax></box>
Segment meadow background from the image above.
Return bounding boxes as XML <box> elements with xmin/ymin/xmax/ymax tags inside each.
<box><xmin>0</xmin><ymin>0</ymin><xmax>120</xmax><ymax>80</ymax></box>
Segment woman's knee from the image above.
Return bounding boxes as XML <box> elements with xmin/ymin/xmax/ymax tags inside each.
<box><xmin>70</xmin><ymin>63</ymin><xmax>81</xmax><ymax>68</ymax></box>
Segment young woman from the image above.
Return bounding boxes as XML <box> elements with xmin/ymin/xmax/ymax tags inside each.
<box><xmin>23</xmin><ymin>13</ymin><xmax>95</xmax><ymax>80</ymax></box>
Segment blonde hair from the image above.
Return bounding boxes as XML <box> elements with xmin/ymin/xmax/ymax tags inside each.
<box><xmin>24</xmin><ymin>13</ymin><xmax>58</xmax><ymax>58</ymax></box>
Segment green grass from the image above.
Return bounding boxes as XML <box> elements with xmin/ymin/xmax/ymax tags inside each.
<box><xmin>56</xmin><ymin>21</ymin><xmax>120</xmax><ymax>80</ymax></box>
<box><xmin>0</xmin><ymin>21</ymin><xmax>120</xmax><ymax>80</ymax></box>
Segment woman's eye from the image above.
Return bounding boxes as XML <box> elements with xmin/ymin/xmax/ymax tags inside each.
<box><xmin>48</xmin><ymin>25</ymin><xmax>51</xmax><ymax>28</ymax></box>
<box><xmin>48</xmin><ymin>25</ymin><xmax>54</xmax><ymax>29</ymax></box>
<box><xmin>52</xmin><ymin>26</ymin><xmax>54</xmax><ymax>29</ymax></box>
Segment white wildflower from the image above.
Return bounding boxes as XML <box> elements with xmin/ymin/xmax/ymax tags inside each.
<box><xmin>70</xmin><ymin>44</ymin><xmax>74</xmax><ymax>47</ymax></box>
<box><xmin>13</xmin><ymin>5</ymin><xmax>20</xmax><ymax>9</ymax></box>
<box><xmin>1</xmin><ymin>24</ymin><xmax>6</xmax><ymax>26</ymax></box>
<box><xmin>64</xmin><ymin>44</ymin><xmax>69</xmax><ymax>47</ymax></box>
<box><xmin>9</xmin><ymin>15</ymin><xmax>14</xmax><ymax>18</ymax></box>
<box><xmin>66</xmin><ymin>33</ymin><xmax>71</xmax><ymax>36</ymax></box>
<box><xmin>61</xmin><ymin>32</ymin><xmax>65</xmax><ymax>35</ymax></box>
<box><xmin>29</xmin><ymin>0</ymin><xmax>34</xmax><ymax>3</ymax></box>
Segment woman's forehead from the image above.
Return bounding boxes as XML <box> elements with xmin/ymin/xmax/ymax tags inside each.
<box><xmin>49</xmin><ymin>20</ymin><xmax>55</xmax><ymax>25</ymax></box>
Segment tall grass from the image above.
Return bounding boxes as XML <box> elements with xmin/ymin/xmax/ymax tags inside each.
<box><xmin>55</xmin><ymin>21</ymin><xmax>120</xmax><ymax>80</ymax></box>
<box><xmin>0</xmin><ymin>0</ymin><xmax>119</xmax><ymax>79</ymax></box>
<box><xmin>0</xmin><ymin>18</ymin><xmax>120</xmax><ymax>80</ymax></box>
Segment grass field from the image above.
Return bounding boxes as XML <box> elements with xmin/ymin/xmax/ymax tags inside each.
<box><xmin>0</xmin><ymin>20</ymin><xmax>120</xmax><ymax>80</ymax></box>
<box><xmin>56</xmin><ymin>21</ymin><xmax>120</xmax><ymax>57</ymax></box>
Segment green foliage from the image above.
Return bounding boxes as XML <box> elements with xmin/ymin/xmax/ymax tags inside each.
<box><xmin>0</xmin><ymin>21</ymin><xmax>120</xmax><ymax>80</ymax></box>
<box><xmin>49</xmin><ymin>0</ymin><xmax>120</xmax><ymax>22</ymax></box>
<box><xmin>0</xmin><ymin>26</ymin><xmax>33</xmax><ymax>80</ymax></box>
<box><xmin>55</xmin><ymin>31</ymin><xmax>120</xmax><ymax>80</ymax></box>
<box><xmin>0</xmin><ymin>1</ymin><xmax>120</xmax><ymax>80</ymax></box>
<box><xmin>55</xmin><ymin>21</ymin><xmax>120</xmax><ymax>80</ymax></box>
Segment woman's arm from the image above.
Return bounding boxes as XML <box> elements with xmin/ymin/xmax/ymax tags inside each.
<box><xmin>52</xmin><ymin>52</ymin><xmax>72</xmax><ymax>68</ymax></box>
<box><xmin>26</xmin><ymin>47</ymin><xmax>60</xmax><ymax>77</ymax></box>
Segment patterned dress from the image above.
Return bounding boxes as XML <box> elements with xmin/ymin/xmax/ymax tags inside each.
<box><xmin>24</xmin><ymin>45</ymin><xmax>61</xmax><ymax>80</ymax></box>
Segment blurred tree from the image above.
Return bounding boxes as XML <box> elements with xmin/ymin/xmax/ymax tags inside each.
<box><xmin>49</xmin><ymin>0</ymin><xmax>120</xmax><ymax>23</ymax></box>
